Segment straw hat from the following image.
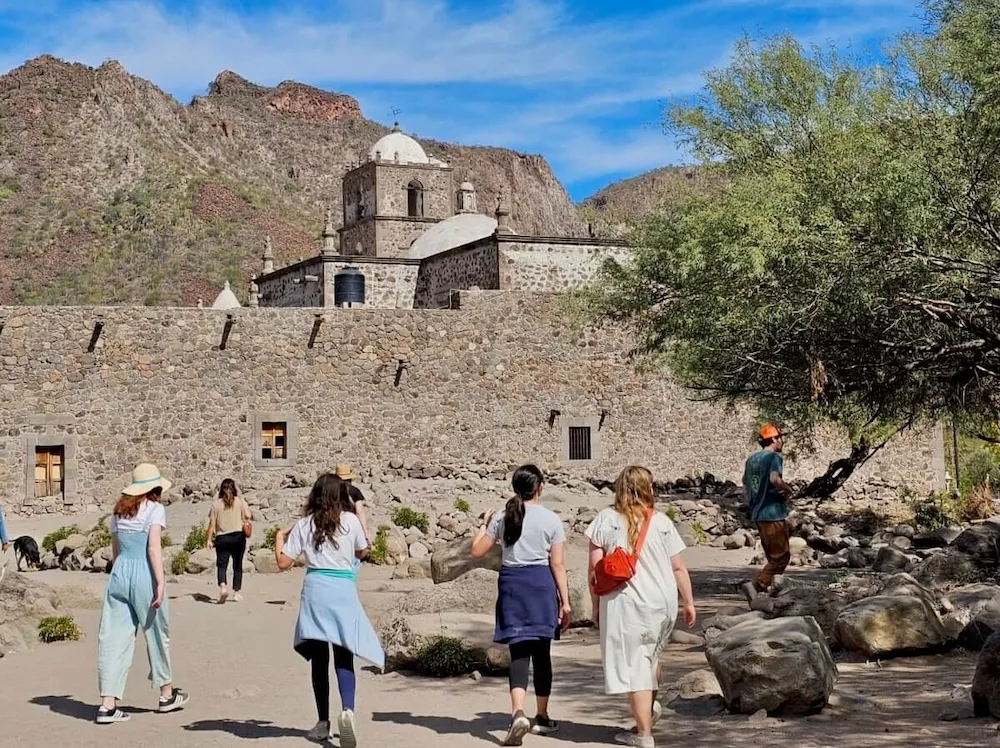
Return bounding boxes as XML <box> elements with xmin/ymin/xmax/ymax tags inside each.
<box><xmin>334</xmin><ymin>463</ymin><xmax>356</xmax><ymax>481</ymax></box>
<box><xmin>122</xmin><ymin>463</ymin><xmax>173</xmax><ymax>496</ymax></box>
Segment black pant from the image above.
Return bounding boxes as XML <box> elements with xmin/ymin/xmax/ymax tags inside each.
<box><xmin>214</xmin><ymin>531</ymin><xmax>247</xmax><ymax>590</ymax></box>
<box><xmin>508</xmin><ymin>639</ymin><xmax>553</xmax><ymax>697</ymax></box>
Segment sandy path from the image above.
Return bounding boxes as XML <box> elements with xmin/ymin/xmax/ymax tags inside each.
<box><xmin>1</xmin><ymin>544</ymin><xmax>996</xmax><ymax>746</ymax></box>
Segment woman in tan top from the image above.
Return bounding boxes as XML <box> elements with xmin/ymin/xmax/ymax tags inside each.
<box><xmin>206</xmin><ymin>478</ymin><xmax>251</xmax><ymax>603</ymax></box>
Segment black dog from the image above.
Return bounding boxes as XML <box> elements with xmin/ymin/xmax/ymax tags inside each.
<box><xmin>13</xmin><ymin>535</ymin><xmax>40</xmax><ymax>571</ymax></box>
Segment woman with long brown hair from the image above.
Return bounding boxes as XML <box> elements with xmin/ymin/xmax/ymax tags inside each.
<box><xmin>274</xmin><ymin>473</ymin><xmax>383</xmax><ymax>747</ymax></box>
<box><xmin>585</xmin><ymin>466</ymin><xmax>696</xmax><ymax>748</ymax></box>
<box><xmin>206</xmin><ymin>478</ymin><xmax>252</xmax><ymax>603</ymax></box>
<box><xmin>95</xmin><ymin>463</ymin><xmax>189</xmax><ymax>724</ymax></box>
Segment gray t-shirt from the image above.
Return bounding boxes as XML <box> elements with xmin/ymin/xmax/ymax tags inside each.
<box><xmin>486</xmin><ymin>503</ymin><xmax>566</xmax><ymax>567</ymax></box>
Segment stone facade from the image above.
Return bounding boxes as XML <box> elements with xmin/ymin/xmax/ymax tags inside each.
<box><xmin>413</xmin><ymin>240</ymin><xmax>499</xmax><ymax>309</ymax></box>
<box><xmin>323</xmin><ymin>259</ymin><xmax>419</xmax><ymax>309</ymax></box>
<box><xmin>376</xmin><ymin>163</ymin><xmax>453</xmax><ymax>221</ymax></box>
<box><xmin>257</xmin><ymin>257</ymin><xmax>324</xmax><ymax>307</ymax></box>
<box><xmin>498</xmin><ymin>237</ymin><xmax>632</xmax><ymax>292</ymax></box>
<box><xmin>375</xmin><ymin>217</ymin><xmax>439</xmax><ymax>259</ymax></box>
<box><xmin>0</xmin><ymin>292</ymin><xmax>942</xmax><ymax>516</ymax></box>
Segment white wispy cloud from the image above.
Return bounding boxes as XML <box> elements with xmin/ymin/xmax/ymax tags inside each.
<box><xmin>0</xmin><ymin>0</ymin><xmax>923</xmax><ymax>196</ymax></box>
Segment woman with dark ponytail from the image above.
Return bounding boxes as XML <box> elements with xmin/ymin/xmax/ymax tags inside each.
<box><xmin>471</xmin><ymin>464</ymin><xmax>570</xmax><ymax>745</ymax></box>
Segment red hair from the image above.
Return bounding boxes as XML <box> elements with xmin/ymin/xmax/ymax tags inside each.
<box><xmin>113</xmin><ymin>487</ymin><xmax>162</xmax><ymax>519</ymax></box>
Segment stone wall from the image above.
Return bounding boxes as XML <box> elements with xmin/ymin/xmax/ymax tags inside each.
<box><xmin>413</xmin><ymin>239</ymin><xmax>499</xmax><ymax>308</ymax></box>
<box><xmin>257</xmin><ymin>258</ymin><xmax>324</xmax><ymax>307</ymax></box>
<box><xmin>375</xmin><ymin>217</ymin><xmax>439</xmax><ymax>259</ymax></box>
<box><xmin>339</xmin><ymin>219</ymin><xmax>376</xmax><ymax>257</ymax></box>
<box><xmin>0</xmin><ymin>292</ymin><xmax>941</xmax><ymax>515</ymax></box>
<box><xmin>376</xmin><ymin>162</ymin><xmax>453</xmax><ymax>220</ymax></box>
<box><xmin>323</xmin><ymin>259</ymin><xmax>419</xmax><ymax>309</ymax></box>
<box><xmin>342</xmin><ymin>162</ymin><xmax>376</xmax><ymax>228</ymax></box>
<box><xmin>498</xmin><ymin>237</ymin><xmax>629</xmax><ymax>291</ymax></box>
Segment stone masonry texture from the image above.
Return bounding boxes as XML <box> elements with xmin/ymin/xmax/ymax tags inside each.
<box><xmin>0</xmin><ymin>292</ymin><xmax>940</xmax><ymax>516</ymax></box>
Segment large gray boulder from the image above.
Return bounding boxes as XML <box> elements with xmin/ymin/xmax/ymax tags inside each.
<box><xmin>430</xmin><ymin>537</ymin><xmax>501</xmax><ymax>584</ymax></box>
<box><xmin>185</xmin><ymin>548</ymin><xmax>217</xmax><ymax>574</ymax></box>
<box><xmin>913</xmin><ymin>550</ymin><xmax>981</xmax><ymax>589</ymax></box>
<box><xmin>834</xmin><ymin>594</ymin><xmax>948</xmax><ymax>656</ymax></box>
<box><xmin>0</xmin><ymin>572</ymin><xmax>63</xmax><ymax>655</ymax></box>
<box><xmin>954</xmin><ymin>522</ymin><xmax>1000</xmax><ymax>565</ymax></box>
<box><xmin>973</xmin><ymin>631</ymin><xmax>1000</xmax><ymax>718</ymax></box>
<box><xmin>942</xmin><ymin>584</ymin><xmax>1000</xmax><ymax>636</ymax></box>
<box><xmin>705</xmin><ymin>616</ymin><xmax>837</xmax><ymax>715</ymax></box>
<box><xmin>378</xmin><ymin>611</ymin><xmax>507</xmax><ymax>673</ymax></box>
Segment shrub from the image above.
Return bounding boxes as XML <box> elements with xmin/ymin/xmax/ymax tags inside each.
<box><xmin>391</xmin><ymin>507</ymin><xmax>429</xmax><ymax>534</ymax></box>
<box><xmin>42</xmin><ymin>525</ymin><xmax>79</xmax><ymax>553</ymax></box>
<box><xmin>692</xmin><ymin>522</ymin><xmax>709</xmax><ymax>545</ymax></box>
<box><xmin>910</xmin><ymin>491</ymin><xmax>962</xmax><ymax>530</ymax></box>
<box><xmin>368</xmin><ymin>525</ymin><xmax>390</xmax><ymax>565</ymax></box>
<box><xmin>964</xmin><ymin>481</ymin><xmax>996</xmax><ymax>522</ymax></box>
<box><xmin>183</xmin><ymin>526</ymin><xmax>208</xmax><ymax>552</ymax></box>
<box><xmin>415</xmin><ymin>636</ymin><xmax>472</xmax><ymax>677</ymax></box>
<box><xmin>38</xmin><ymin>616</ymin><xmax>82</xmax><ymax>643</ymax></box>
<box><xmin>961</xmin><ymin>449</ymin><xmax>1000</xmax><ymax>496</ymax></box>
<box><xmin>664</xmin><ymin>505</ymin><xmax>678</xmax><ymax>522</ymax></box>
<box><xmin>454</xmin><ymin>498</ymin><xmax>471</xmax><ymax>513</ymax></box>
<box><xmin>264</xmin><ymin>525</ymin><xmax>280</xmax><ymax>551</ymax></box>
<box><xmin>85</xmin><ymin>520</ymin><xmax>112</xmax><ymax>557</ymax></box>
<box><xmin>161</xmin><ymin>533</ymin><xmax>173</xmax><ymax>548</ymax></box>
<box><xmin>171</xmin><ymin>550</ymin><xmax>190</xmax><ymax>575</ymax></box>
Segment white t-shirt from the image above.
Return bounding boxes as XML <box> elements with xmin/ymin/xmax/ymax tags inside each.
<box><xmin>110</xmin><ymin>500</ymin><xmax>167</xmax><ymax>534</ymax></box>
<box><xmin>486</xmin><ymin>504</ymin><xmax>566</xmax><ymax>567</ymax></box>
<box><xmin>283</xmin><ymin>513</ymin><xmax>367</xmax><ymax>570</ymax></box>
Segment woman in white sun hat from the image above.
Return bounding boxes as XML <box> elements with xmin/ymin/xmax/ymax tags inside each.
<box><xmin>95</xmin><ymin>463</ymin><xmax>189</xmax><ymax>724</ymax></box>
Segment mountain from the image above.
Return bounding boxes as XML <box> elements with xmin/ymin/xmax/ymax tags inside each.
<box><xmin>0</xmin><ymin>56</ymin><xmax>586</xmax><ymax>306</ymax></box>
<box><xmin>580</xmin><ymin>165</ymin><xmax>710</xmax><ymax>239</ymax></box>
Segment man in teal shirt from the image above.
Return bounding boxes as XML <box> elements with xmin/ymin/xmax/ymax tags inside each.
<box><xmin>742</xmin><ymin>424</ymin><xmax>794</xmax><ymax>597</ymax></box>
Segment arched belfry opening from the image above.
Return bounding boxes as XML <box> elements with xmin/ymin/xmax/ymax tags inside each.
<box><xmin>407</xmin><ymin>180</ymin><xmax>424</xmax><ymax>218</ymax></box>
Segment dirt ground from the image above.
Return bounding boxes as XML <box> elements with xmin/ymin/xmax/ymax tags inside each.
<box><xmin>1</xmin><ymin>515</ymin><xmax>996</xmax><ymax>747</ymax></box>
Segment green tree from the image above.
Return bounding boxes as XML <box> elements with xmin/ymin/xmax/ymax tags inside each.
<box><xmin>584</xmin><ymin>0</ymin><xmax>1000</xmax><ymax>496</ymax></box>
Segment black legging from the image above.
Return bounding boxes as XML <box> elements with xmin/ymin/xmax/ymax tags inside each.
<box><xmin>508</xmin><ymin>639</ymin><xmax>553</xmax><ymax>697</ymax></box>
<box><xmin>214</xmin><ymin>531</ymin><xmax>246</xmax><ymax>590</ymax></box>
<box><xmin>300</xmin><ymin>640</ymin><xmax>357</xmax><ymax>721</ymax></box>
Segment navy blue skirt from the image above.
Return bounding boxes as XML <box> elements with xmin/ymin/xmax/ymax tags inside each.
<box><xmin>494</xmin><ymin>564</ymin><xmax>560</xmax><ymax>645</ymax></box>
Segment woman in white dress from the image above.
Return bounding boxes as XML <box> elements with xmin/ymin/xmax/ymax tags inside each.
<box><xmin>585</xmin><ymin>466</ymin><xmax>696</xmax><ymax>748</ymax></box>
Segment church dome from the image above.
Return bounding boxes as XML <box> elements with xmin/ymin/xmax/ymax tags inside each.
<box><xmin>408</xmin><ymin>213</ymin><xmax>498</xmax><ymax>260</ymax></box>
<box><xmin>211</xmin><ymin>280</ymin><xmax>241</xmax><ymax>310</ymax></box>
<box><xmin>369</xmin><ymin>129</ymin><xmax>429</xmax><ymax>165</ymax></box>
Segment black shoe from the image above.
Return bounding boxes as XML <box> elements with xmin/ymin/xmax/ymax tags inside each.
<box><xmin>157</xmin><ymin>688</ymin><xmax>189</xmax><ymax>713</ymax></box>
<box><xmin>532</xmin><ymin>714</ymin><xmax>560</xmax><ymax>735</ymax></box>
<box><xmin>96</xmin><ymin>707</ymin><xmax>130</xmax><ymax>724</ymax></box>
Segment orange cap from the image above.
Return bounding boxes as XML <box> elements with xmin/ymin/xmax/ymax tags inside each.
<box><xmin>759</xmin><ymin>423</ymin><xmax>781</xmax><ymax>440</ymax></box>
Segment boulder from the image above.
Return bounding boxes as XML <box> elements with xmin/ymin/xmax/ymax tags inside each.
<box><xmin>705</xmin><ymin>616</ymin><xmax>837</xmax><ymax>715</ymax></box>
<box><xmin>913</xmin><ymin>550</ymin><xmax>981</xmax><ymax>589</ymax></box>
<box><xmin>834</xmin><ymin>595</ymin><xmax>948</xmax><ymax>656</ymax></box>
<box><xmin>912</xmin><ymin>526</ymin><xmax>962</xmax><ymax>549</ymax></box>
<box><xmin>959</xmin><ymin>606</ymin><xmax>1000</xmax><ymax>651</ymax></box>
<box><xmin>185</xmin><ymin>549</ymin><xmax>216</xmax><ymax>574</ymax></box>
<box><xmin>90</xmin><ymin>546</ymin><xmax>113</xmax><ymax>573</ymax></box>
<box><xmin>392</xmin><ymin>559</ymin><xmax>431</xmax><ymax>580</ymax></box>
<box><xmin>55</xmin><ymin>534</ymin><xmax>88</xmax><ymax>555</ymax></box>
<box><xmin>0</xmin><ymin>571</ymin><xmax>63</xmax><ymax>655</ymax></box>
<box><xmin>378</xmin><ymin>612</ymin><xmax>506</xmax><ymax>673</ymax></box>
<box><xmin>59</xmin><ymin>549</ymin><xmax>89</xmax><ymax>572</ymax></box>
<box><xmin>408</xmin><ymin>541</ymin><xmax>430</xmax><ymax>559</ymax></box>
<box><xmin>567</xmin><ymin>570</ymin><xmax>594</xmax><ymax>626</ymax></box>
<box><xmin>430</xmin><ymin>538</ymin><xmax>501</xmax><ymax>584</ymax></box>
<box><xmin>972</xmin><ymin>631</ymin><xmax>1000</xmax><ymax>718</ymax></box>
<box><xmin>252</xmin><ymin>552</ymin><xmax>281</xmax><ymax>574</ymax></box>
<box><xmin>873</xmin><ymin>546</ymin><xmax>911</xmax><ymax>573</ymax></box>
<box><xmin>941</xmin><ymin>585</ymin><xmax>1000</xmax><ymax>634</ymax></box>
<box><xmin>676</xmin><ymin>522</ymin><xmax>699</xmax><ymax>547</ymax></box>
<box><xmin>953</xmin><ymin>523</ymin><xmax>1000</xmax><ymax>565</ymax></box>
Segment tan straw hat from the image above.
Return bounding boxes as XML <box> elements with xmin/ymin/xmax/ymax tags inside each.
<box><xmin>122</xmin><ymin>463</ymin><xmax>173</xmax><ymax>496</ymax></box>
<box><xmin>334</xmin><ymin>463</ymin><xmax>356</xmax><ymax>481</ymax></box>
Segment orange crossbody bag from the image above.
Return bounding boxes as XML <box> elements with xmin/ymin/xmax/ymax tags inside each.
<box><xmin>591</xmin><ymin>507</ymin><xmax>653</xmax><ymax>597</ymax></box>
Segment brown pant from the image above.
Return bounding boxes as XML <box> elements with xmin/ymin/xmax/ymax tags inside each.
<box><xmin>754</xmin><ymin>520</ymin><xmax>791</xmax><ymax>592</ymax></box>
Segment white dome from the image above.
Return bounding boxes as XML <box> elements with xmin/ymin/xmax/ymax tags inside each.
<box><xmin>408</xmin><ymin>213</ymin><xmax>498</xmax><ymax>260</ymax></box>
<box><xmin>459</xmin><ymin>181</ymin><xmax>475</xmax><ymax>191</ymax></box>
<box><xmin>211</xmin><ymin>280</ymin><xmax>241</xmax><ymax>310</ymax></box>
<box><xmin>369</xmin><ymin>131</ymin><xmax>429</xmax><ymax>165</ymax></box>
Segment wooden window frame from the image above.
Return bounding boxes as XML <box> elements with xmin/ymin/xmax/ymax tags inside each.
<box><xmin>252</xmin><ymin>412</ymin><xmax>298</xmax><ymax>468</ymax></box>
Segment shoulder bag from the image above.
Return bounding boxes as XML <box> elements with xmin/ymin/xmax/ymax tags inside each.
<box><xmin>241</xmin><ymin>499</ymin><xmax>253</xmax><ymax>539</ymax></box>
<box><xmin>591</xmin><ymin>507</ymin><xmax>654</xmax><ymax>597</ymax></box>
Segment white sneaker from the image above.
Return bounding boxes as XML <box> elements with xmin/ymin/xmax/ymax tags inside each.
<box><xmin>96</xmin><ymin>707</ymin><xmax>130</xmax><ymax>724</ymax></box>
<box><xmin>233</xmin><ymin>592</ymin><xmax>243</xmax><ymax>602</ymax></box>
<box><xmin>338</xmin><ymin>710</ymin><xmax>357</xmax><ymax>748</ymax></box>
<box><xmin>628</xmin><ymin>701</ymin><xmax>662</xmax><ymax>733</ymax></box>
<box><xmin>615</xmin><ymin>733</ymin><xmax>655</xmax><ymax>748</ymax></box>
<box><xmin>307</xmin><ymin>720</ymin><xmax>331</xmax><ymax>742</ymax></box>
<box><xmin>218</xmin><ymin>586</ymin><xmax>228</xmax><ymax>604</ymax></box>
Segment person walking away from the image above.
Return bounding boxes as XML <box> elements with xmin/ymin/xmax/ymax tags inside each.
<box><xmin>96</xmin><ymin>463</ymin><xmax>189</xmax><ymax>724</ymax></box>
<box><xmin>0</xmin><ymin>501</ymin><xmax>9</xmax><ymax>553</ymax></box>
<box><xmin>206</xmin><ymin>478</ymin><xmax>252</xmax><ymax>603</ymax></box>
<box><xmin>585</xmin><ymin>466</ymin><xmax>696</xmax><ymax>748</ymax></box>
<box><xmin>335</xmin><ymin>464</ymin><xmax>371</xmax><ymax>540</ymax></box>
<box><xmin>741</xmin><ymin>424</ymin><xmax>794</xmax><ymax>601</ymax></box>
<box><xmin>470</xmin><ymin>464</ymin><xmax>571</xmax><ymax>746</ymax></box>
<box><xmin>274</xmin><ymin>473</ymin><xmax>382</xmax><ymax>748</ymax></box>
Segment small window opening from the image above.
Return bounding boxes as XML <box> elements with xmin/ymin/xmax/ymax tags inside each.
<box><xmin>261</xmin><ymin>422</ymin><xmax>287</xmax><ymax>460</ymax></box>
<box><xmin>568</xmin><ymin>426</ymin><xmax>592</xmax><ymax>461</ymax></box>
<box><xmin>35</xmin><ymin>446</ymin><xmax>65</xmax><ymax>498</ymax></box>
<box><xmin>407</xmin><ymin>180</ymin><xmax>424</xmax><ymax>217</ymax></box>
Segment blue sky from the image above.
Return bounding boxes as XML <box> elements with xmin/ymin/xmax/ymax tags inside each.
<box><xmin>0</xmin><ymin>0</ymin><xmax>924</xmax><ymax>200</ymax></box>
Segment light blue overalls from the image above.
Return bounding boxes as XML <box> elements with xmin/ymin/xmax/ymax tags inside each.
<box><xmin>97</xmin><ymin>525</ymin><xmax>171</xmax><ymax>699</ymax></box>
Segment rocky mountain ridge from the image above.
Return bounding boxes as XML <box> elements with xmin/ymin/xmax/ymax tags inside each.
<box><xmin>0</xmin><ymin>55</ymin><xmax>585</xmax><ymax>305</ymax></box>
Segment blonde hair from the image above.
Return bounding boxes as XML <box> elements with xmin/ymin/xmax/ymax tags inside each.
<box><xmin>613</xmin><ymin>466</ymin><xmax>655</xmax><ymax>549</ymax></box>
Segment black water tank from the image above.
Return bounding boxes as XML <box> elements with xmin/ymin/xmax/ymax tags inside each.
<box><xmin>333</xmin><ymin>267</ymin><xmax>365</xmax><ymax>307</ymax></box>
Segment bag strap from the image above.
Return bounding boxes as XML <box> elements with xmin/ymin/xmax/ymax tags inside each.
<box><xmin>632</xmin><ymin>507</ymin><xmax>655</xmax><ymax>559</ymax></box>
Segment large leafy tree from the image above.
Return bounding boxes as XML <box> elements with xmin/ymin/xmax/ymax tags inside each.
<box><xmin>585</xmin><ymin>0</ymin><xmax>1000</xmax><ymax>495</ymax></box>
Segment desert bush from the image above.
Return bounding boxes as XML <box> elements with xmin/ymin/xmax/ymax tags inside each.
<box><xmin>37</xmin><ymin>616</ymin><xmax>81</xmax><ymax>643</ymax></box>
<box><xmin>964</xmin><ymin>481</ymin><xmax>996</xmax><ymax>522</ymax></box>
<box><xmin>368</xmin><ymin>526</ymin><xmax>390</xmax><ymax>565</ymax></box>
<box><xmin>85</xmin><ymin>520</ymin><xmax>112</xmax><ymax>556</ymax></box>
<box><xmin>171</xmin><ymin>550</ymin><xmax>190</xmax><ymax>575</ymax></box>
<box><xmin>454</xmin><ymin>498</ymin><xmax>471</xmax><ymax>513</ymax></box>
<box><xmin>161</xmin><ymin>533</ymin><xmax>173</xmax><ymax>547</ymax></box>
<box><xmin>664</xmin><ymin>505</ymin><xmax>678</xmax><ymax>521</ymax></box>
<box><xmin>183</xmin><ymin>526</ymin><xmax>208</xmax><ymax>553</ymax></box>
<box><xmin>692</xmin><ymin>522</ymin><xmax>709</xmax><ymax>545</ymax></box>
<box><xmin>911</xmin><ymin>491</ymin><xmax>962</xmax><ymax>530</ymax></box>
<box><xmin>391</xmin><ymin>507</ymin><xmax>429</xmax><ymax>534</ymax></box>
<box><xmin>264</xmin><ymin>526</ymin><xmax>280</xmax><ymax>551</ymax></box>
<box><xmin>42</xmin><ymin>525</ymin><xmax>79</xmax><ymax>553</ymax></box>
<box><xmin>415</xmin><ymin>636</ymin><xmax>472</xmax><ymax>677</ymax></box>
